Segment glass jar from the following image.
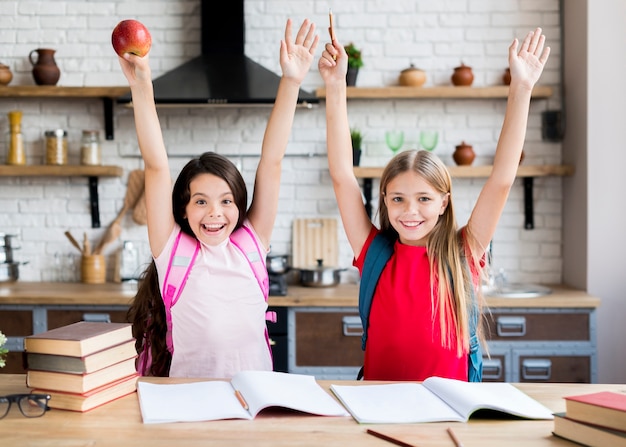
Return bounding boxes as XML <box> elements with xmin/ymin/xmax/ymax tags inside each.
<box><xmin>80</xmin><ymin>130</ymin><xmax>101</xmax><ymax>165</ymax></box>
<box><xmin>6</xmin><ymin>110</ymin><xmax>25</xmax><ymax>165</ymax></box>
<box><xmin>44</xmin><ymin>129</ymin><xmax>68</xmax><ymax>165</ymax></box>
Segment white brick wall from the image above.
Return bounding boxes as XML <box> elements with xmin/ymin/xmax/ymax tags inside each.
<box><xmin>0</xmin><ymin>0</ymin><xmax>563</xmax><ymax>284</ymax></box>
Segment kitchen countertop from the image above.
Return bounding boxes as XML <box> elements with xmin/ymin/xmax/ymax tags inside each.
<box><xmin>0</xmin><ymin>282</ymin><xmax>600</xmax><ymax>308</ymax></box>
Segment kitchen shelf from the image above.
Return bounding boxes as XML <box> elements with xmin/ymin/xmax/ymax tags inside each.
<box><xmin>315</xmin><ymin>85</ymin><xmax>554</xmax><ymax>99</ymax></box>
<box><xmin>0</xmin><ymin>85</ymin><xmax>130</xmax><ymax>140</ymax></box>
<box><xmin>354</xmin><ymin>164</ymin><xmax>574</xmax><ymax>229</ymax></box>
<box><xmin>0</xmin><ymin>164</ymin><xmax>124</xmax><ymax>228</ymax></box>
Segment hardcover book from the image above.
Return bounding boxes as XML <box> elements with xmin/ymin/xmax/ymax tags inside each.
<box><xmin>553</xmin><ymin>413</ymin><xmax>626</xmax><ymax>447</ymax></box>
<box><xmin>26</xmin><ymin>357</ymin><xmax>137</xmax><ymax>394</ymax></box>
<box><xmin>26</xmin><ymin>339</ymin><xmax>137</xmax><ymax>374</ymax></box>
<box><xmin>137</xmin><ymin>371</ymin><xmax>349</xmax><ymax>424</ymax></box>
<box><xmin>24</xmin><ymin>322</ymin><xmax>133</xmax><ymax>357</ymax></box>
<box><xmin>31</xmin><ymin>373</ymin><xmax>139</xmax><ymax>412</ymax></box>
<box><xmin>330</xmin><ymin>376</ymin><xmax>554</xmax><ymax>424</ymax></box>
<box><xmin>564</xmin><ymin>391</ymin><xmax>626</xmax><ymax>432</ymax></box>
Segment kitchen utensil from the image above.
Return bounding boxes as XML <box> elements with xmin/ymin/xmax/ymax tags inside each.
<box><xmin>267</xmin><ymin>254</ymin><xmax>290</xmax><ymax>275</ymax></box>
<box><xmin>0</xmin><ymin>262</ymin><xmax>20</xmax><ymax>283</ymax></box>
<box><xmin>453</xmin><ymin>141</ymin><xmax>475</xmax><ymax>166</ymax></box>
<box><xmin>0</xmin><ymin>247</ymin><xmax>14</xmax><ymax>264</ymax></box>
<box><xmin>0</xmin><ymin>233</ymin><xmax>19</xmax><ymax>248</ymax></box>
<box><xmin>81</xmin><ymin>255</ymin><xmax>106</xmax><ymax>284</ymax></box>
<box><xmin>83</xmin><ymin>232</ymin><xmax>91</xmax><ymax>256</ymax></box>
<box><xmin>451</xmin><ymin>63</ymin><xmax>474</xmax><ymax>86</ymax></box>
<box><xmin>132</xmin><ymin>188</ymin><xmax>147</xmax><ymax>225</ymax></box>
<box><xmin>64</xmin><ymin>231</ymin><xmax>83</xmax><ymax>253</ymax></box>
<box><xmin>0</xmin><ymin>233</ymin><xmax>20</xmax><ymax>263</ymax></box>
<box><xmin>291</xmin><ymin>218</ymin><xmax>338</xmax><ymax>269</ymax></box>
<box><xmin>299</xmin><ymin>259</ymin><xmax>346</xmax><ymax>287</ymax></box>
<box><xmin>93</xmin><ymin>170</ymin><xmax>145</xmax><ymax>255</ymax></box>
<box><xmin>419</xmin><ymin>130</ymin><xmax>439</xmax><ymax>152</ymax></box>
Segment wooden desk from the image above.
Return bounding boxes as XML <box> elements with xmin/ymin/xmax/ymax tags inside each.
<box><xmin>1</xmin><ymin>374</ymin><xmax>624</xmax><ymax>447</ymax></box>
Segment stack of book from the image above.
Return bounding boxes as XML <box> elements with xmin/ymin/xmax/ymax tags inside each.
<box><xmin>24</xmin><ymin>321</ymin><xmax>139</xmax><ymax>412</ymax></box>
<box><xmin>553</xmin><ymin>390</ymin><xmax>626</xmax><ymax>447</ymax></box>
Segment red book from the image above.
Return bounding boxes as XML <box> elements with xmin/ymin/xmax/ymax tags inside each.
<box><xmin>565</xmin><ymin>391</ymin><xmax>626</xmax><ymax>432</ymax></box>
<box><xmin>30</xmin><ymin>373</ymin><xmax>138</xmax><ymax>412</ymax></box>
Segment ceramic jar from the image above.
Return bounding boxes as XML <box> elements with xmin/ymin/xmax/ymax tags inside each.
<box><xmin>503</xmin><ymin>68</ymin><xmax>511</xmax><ymax>85</ymax></box>
<box><xmin>451</xmin><ymin>64</ymin><xmax>474</xmax><ymax>86</ymax></box>
<box><xmin>0</xmin><ymin>64</ymin><xmax>13</xmax><ymax>86</ymax></box>
<box><xmin>29</xmin><ymin>48</ymin><xmax>61</xmax><ymax>86</ymax></box>
<box><xmin>399</xmin><ymin>64</ymin><xmax>426</xmax><ymax>87</ymax></box>
<box><xmin>453</xmin><ymin>141</ymin><xmax>475</xmax><ymax>166</ymax></box>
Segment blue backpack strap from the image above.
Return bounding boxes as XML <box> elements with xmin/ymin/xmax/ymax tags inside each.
<box><xmin>358</xmin><ymin>231</ymin><xmax>395</xmax><ymax>351</ymax></box>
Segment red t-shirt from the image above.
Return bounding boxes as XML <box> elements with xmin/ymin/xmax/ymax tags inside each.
<box><xmin>354</xmin><ymin>227</ymin><xmax>468</xmax><ymax>381</ymax></box>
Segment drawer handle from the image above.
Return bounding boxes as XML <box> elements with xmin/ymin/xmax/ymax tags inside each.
<box><xmin>82</xmin><ymin>313</ymin><xmax>111</xmax><ymax>323</ymax></box>
<box><xmin>496</xmin><ymin>316</ymin><xmax>526</xmax><ymax>337</ymax></box>
<box><xmin>482</xmin><ymin>358</ymin><xmax>503</xmax><ymax>380</ymax></box>
<box><xmin>342</xmin><ymin>316</ymin><xmax>363</xmax><ymax>337</ymax></box>
<box><xmin>522</xmin><ymin>359</ymin><xmax>552</xmax><ymax>380</ymax></box>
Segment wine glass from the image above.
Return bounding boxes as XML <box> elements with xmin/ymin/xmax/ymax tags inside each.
<box><xmin>419</xmin><ymin>130</ymin><xmax>439</xmax><ymax>152</ymax></box>
<box><xmin>385</xmin><ymin>130</ymin><xmax>404</xmax><ymax>155</ymax></box>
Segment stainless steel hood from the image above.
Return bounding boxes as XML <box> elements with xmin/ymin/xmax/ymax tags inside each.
<box><xmin>117</xmin><ymin>0</ymin><xmax>318</xmax><ymax>107</ymax></box>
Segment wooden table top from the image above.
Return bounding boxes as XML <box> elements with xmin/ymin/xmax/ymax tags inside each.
<box><xmin>0</xmin><ymin>282</ymin><xmax>600</xmax><ymax>308</ymax></box>
<box><xmin>0</xmin><ymin>374</ymin><xmax>623</xmax><ymax>447</ymax></box>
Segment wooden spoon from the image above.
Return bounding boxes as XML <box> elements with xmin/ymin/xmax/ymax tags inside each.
<box><xmin>64</xmin><ymin>231</ymin><xmax>83</xmax><ymax>253</ymax></box>
<box><xmin>93</xmin><ymin>170</ymin><xmax>145</xmax><ymax>255</ymax></box>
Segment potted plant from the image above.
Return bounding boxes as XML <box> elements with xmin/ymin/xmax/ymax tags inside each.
<box><xmin>350</xmin><ymin>127</ymin><xmax>363</xmax><ymax>166</ymax></box>
<box><xmin>344</xmin><ymin>42</ymin><xmax>363</xmax><ymax>86</ymax></box>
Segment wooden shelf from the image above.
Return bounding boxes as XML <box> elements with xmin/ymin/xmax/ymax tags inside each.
<box><xmin>0</xmin><ymin>86</ymin><xmax>130</xmax><ymax>140</ymax></box>
<box><xmin>0</xmin><ymin>165</ymin><xmax>122</xmax><ymax>177</ymax></box>
<box><xmin>354</xmin><ymin>164</ymin><xmax>574</xmax><ymax>230</ymax></box>
<box><xmin>315</xmin><ymin>85</ymin><xmax>553</xmax><ymax>99</ymax></box>
<box><xmin>0</xmin><ymin>164</ymin><xmax>123</xmax><ymax>228</ymax></box>
<box><xmin>354</xmin><ymin>164</ymin><xmax>573</xmax><ymax>179</ymax></box>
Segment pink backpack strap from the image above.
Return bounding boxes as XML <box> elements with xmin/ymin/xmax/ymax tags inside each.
<box><xmin>161</xmin><ymin>230</ymin><xmax>200</xmax><ymax>355</ymax></box>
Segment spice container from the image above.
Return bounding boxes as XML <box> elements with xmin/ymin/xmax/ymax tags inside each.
<box><xmin>80</xmin><ymin>130</ymin><xmax>101</xmax><ymax>165</ymax></box>
<box><xmin>6</xmin><ymin>110</ymin><xmax>25</xmax><ymax>165</ymax></box>
<box><xmin>44</xmin><ymin>129</ymin><xmax>68</xmax><ymax>165</ymax></box>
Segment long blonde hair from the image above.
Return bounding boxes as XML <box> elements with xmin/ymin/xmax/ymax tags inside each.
<box><xmin>378</xmin><ymin>150</ymin><xmax>485</xmax><ymax>356</ymax></box>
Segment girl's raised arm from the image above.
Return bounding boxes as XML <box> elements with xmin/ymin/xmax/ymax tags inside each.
<box><xmin>248</xmin><ymin>19</ymin><xmax>319</xmax><ymax>248</ymax></box>
<box><xmin>319</xmin><ymin>38</ymin><xmax>373</xmax><ymax>260</ymax></box>
<box><xmin>466</xmin><ymin>28</ymin><xmax>550</xmax><ymax>255</ymax></box>
<box><xmin>118</xmin><ymin>53</ymin><xmax>174</xmax><ymax>257</ymax></box>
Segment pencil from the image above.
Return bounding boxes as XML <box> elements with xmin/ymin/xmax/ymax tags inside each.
<box><xmin>328</xmin><ymin>9</ymin><xmax>336</xmax><ymax>42</ymax></box>
<box><xmin>234</xmin><ymin>389</ymin><xmax>249</xmax><ymax>410</ymax></box>
<box><xmin>366</xmin><ymin>429</ymin><xmax>417</xmax><ymax>447</ymax></box>
<box><xmin>446</xmin><ymin>427</ymin><xmax>464</xmax><ymax>447</ymax></box>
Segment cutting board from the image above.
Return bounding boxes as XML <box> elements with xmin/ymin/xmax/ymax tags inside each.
<box><xmin>292</xmin><ymin>218</ymin><xmax>338</xmax><ymax>268</ymax></box>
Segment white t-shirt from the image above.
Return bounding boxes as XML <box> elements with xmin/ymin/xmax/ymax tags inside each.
<box><xmin>154</xmin><ymin>223</ymin><xmax>272</xmax><ymax>378</ymax></box>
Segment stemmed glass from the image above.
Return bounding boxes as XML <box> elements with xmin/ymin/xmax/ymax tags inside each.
<box><xmin>419</xmin><ymin>130</ymin><xmax>439</xmax><ymax>152</ymax></box>
<box><xmin>385</xmin><ymin>130</ymin><xmax>404</xmax><ymax>155</ymax></box>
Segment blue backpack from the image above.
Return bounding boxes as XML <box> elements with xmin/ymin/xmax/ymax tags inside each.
<box><xmin>358</xmin><ymin>232</ymin><xmax>483</xmax><ymax>382</ymax></box>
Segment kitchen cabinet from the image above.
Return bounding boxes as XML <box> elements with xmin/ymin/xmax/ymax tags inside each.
<box><xmin>0</xmin><ymin>165</ymin><xmax>123</xmax><ymax>228</ymax></box>
<box><xmin>0</xmin><ymin>283</ymin><xmax>599</xmax><ymax>381</ymax></box>
<box><xmin>0</xmin><ymin>85</ymin><xmax>129</xmax><ymax>140</ymax></box>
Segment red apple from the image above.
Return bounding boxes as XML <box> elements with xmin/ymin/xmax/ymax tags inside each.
<box><xmin>111</xmin><ymin>19</ymin><xmax>152</xmax><ymax>57</ymax></box>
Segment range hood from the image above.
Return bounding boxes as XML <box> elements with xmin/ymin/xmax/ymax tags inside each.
<box><xmin>117</xmin><ymin>1</ymin><xmax>318</xmax><ymax>107</ymax></box>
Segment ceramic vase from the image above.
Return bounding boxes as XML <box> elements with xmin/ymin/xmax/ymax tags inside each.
<box><xmin>29</xmin><ymin>48</ymin><xmax>61</xmax><ymax>86</ymax></box>
<box><xmin>451</xmin><ymin>64</ymin><xmax>474</xmax><ymax>86</ymax></box>
<box><xmin>453</xmin><ymin>141</ymin><xmax>475</xmax><ymax>166</ymax></box>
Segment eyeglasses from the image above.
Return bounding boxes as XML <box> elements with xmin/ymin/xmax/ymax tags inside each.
<box><xmin>0</xmin><ymin>394</ymin><xmax>50</xmax><ymax>419</ymax></box>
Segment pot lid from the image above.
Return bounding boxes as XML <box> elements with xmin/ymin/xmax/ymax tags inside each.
<box><xmin>401</xmin><ymin>63</ymin><xmax>424</xmax><ymax>73</ymax></box>
<box><xmin>303</xmin><ymin>259</ymin><xmax>343</xmax><ymax>272</ymax></box>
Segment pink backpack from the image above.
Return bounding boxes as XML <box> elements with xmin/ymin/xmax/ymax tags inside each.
<box><xmin>138</xmin><ymin>225</ymin><xmax>276</xmax><ymax>375</ymax></box>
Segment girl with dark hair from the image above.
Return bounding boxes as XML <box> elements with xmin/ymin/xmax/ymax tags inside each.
<box><xmin>120</xmin><ymin>19</ymin><xmax>319</xmax><ymax>378</ymax></box>
<box><xmin>319</xmin><ymin>27</ymin><xmax>550</xmax><ymax>381</ymax></box>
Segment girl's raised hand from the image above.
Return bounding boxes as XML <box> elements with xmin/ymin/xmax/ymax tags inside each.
<box><xmin>318</xmin><ymin>38</ymin><xmax>347</xmax><ymax>85</ymax></box>
<box><xmin>117</xmin><ymin>53</ymin><xmax>151</xmax><ymax>86</ymax></box>
<box><xmin>508</xmin><ymin>27</ymin><xmax>551</xmax><ymax>90</ymax></box>
<box><xmin>280</xmin><ymin>18</ymin><xmax>319</xmax><ymax>84</ymax></box>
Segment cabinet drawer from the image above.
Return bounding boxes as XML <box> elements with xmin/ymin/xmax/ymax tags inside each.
<box><xmin>486</xmin><ymin>310</ymin><xmax>589</xmax><ymax>341</ymax></box>
<box><xmin>0</xmin><ymin>310</ymin><xmax>32</xmax><ymax>336</ymax></box>
<box><xmin>292</xmin><ymin>310</ymin><xmax>363</xmax><ymax>367</ymax></box>
<box><xmin>47</xmin><ymin>309</ymin><xmax>130</xmax><ymax>329</ymax></box>
<box><xmin>515</xmin><ymin>352</ymin><xmax>592</xmax><ymax>383</ymax></box>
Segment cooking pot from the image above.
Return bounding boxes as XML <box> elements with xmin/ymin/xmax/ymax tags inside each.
<box><xmin>300</xmin><ymin>259</ymin><xmax>346</xmax><ymax>287</ymax></box>
<box><xmin>267</xmin><ymin>254</ymin><xmax>290</xmax><ymax>274</ymax></box>
<box><xmin>0</xmin><ymin>262</ymin><xmax>19</xmax><ymax>283</ymax></box>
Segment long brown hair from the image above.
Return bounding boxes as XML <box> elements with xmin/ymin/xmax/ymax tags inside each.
<box><xmin>378</xmin><ymin>150</ymin><xmax>485</xmax><ymax>356</ymax></box>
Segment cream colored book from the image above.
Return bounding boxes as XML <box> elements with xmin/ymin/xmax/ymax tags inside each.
<box><xmin>137</xmin><ymin>371</ymin><xmax>349</xmax><ymax>424</ymax></box>
<box><xmin>330</xmin><ymin>376</ymin><xmax>555</xmax><ymax>424</ymax></box>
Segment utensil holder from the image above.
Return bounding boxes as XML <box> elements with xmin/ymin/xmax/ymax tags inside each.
<box><xmin>81</xmin><ymin>255</ymin><xmax>106</xmax><ymax>284</ymax></box>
